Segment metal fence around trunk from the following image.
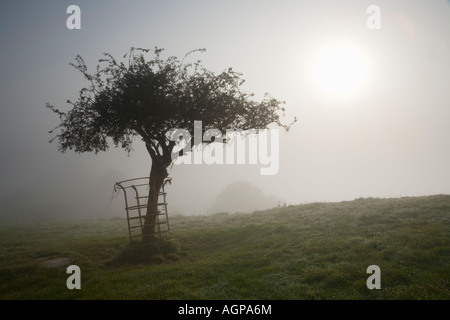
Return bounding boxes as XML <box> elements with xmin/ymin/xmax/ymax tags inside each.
<box><xmin>114</xmin><ymin>177</ymin><xmax>171</xmax><ymax>246</ymax></box>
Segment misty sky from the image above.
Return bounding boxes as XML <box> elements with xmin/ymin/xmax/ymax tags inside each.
<box><xmin>1</xmin><ymin>0</ymin><xmax>449</xmax><ymax>218</ymax></box>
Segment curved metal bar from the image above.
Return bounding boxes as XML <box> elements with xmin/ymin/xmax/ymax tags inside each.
<box><xmin>114</xmin><ymin>182</ymin><xmax>132</xmax><ymax>243</ymax></box>
<box><xmin>130</xmin><ymin>184</ymin><xmax>144</xmax><ymax>232</ymax></box>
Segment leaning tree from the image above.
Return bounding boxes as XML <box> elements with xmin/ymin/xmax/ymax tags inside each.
<box><xmin>47</xmin><ymin>47</ymin><xmax>295</xmax><ymax>244</ymax></box>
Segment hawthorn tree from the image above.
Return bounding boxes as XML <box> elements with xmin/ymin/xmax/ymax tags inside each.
<box><xmin>47</xmin><ymin>47</ymin><xmax>295</xmax><ymax>244</ymax></box>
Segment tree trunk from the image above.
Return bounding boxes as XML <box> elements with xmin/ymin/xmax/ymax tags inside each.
<box><xmin>142</xmin><ymin>160</ymin><xmax>168</xmax><ymax>245</ymax></box>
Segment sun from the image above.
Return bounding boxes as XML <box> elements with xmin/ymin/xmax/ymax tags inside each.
<box><xmin>312</xmin><ymin>43</ymin><xmax>368</xmax><ymax>98</ymax></box>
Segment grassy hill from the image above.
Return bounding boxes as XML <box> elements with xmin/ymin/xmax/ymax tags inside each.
<box><xmin>0</xmin><ymin>195</ymin><xmax>449</xmax><ymax>299</ymax></box>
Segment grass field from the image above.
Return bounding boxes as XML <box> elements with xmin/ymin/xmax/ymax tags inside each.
<box><xmin>0</xmin><ymin>195</ymin><xmax>449</xmax><ymax>300</ymax></box>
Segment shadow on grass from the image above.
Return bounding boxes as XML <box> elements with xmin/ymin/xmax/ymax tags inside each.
<box><xmin>106</xmin><ymin>237</ymin><xmax>182</xmax><ymax>266</ymax></box>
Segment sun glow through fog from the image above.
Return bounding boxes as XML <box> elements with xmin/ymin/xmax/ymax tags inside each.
<box><xmin>312</xmin><ymin>43</ymin><xmax>369</xmax><ymax>99</ymax></box>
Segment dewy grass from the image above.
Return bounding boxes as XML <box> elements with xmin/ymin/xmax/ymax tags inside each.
<box><xmin>0</xmin><ymin>195</ymin><xmax>449</xmax><ymax>299</ymax></box>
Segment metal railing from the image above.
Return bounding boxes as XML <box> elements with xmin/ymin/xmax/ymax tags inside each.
<box><xmin>114</xmin><ymin>177</ymin><xmax>171</xmax><ymax>246</ymax></box>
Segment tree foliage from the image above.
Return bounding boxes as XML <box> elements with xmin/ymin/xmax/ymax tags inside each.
<box><xmin>47</xmin><ymin>47</ymin><xmax>295</xmax><ymax>168</ymax></box>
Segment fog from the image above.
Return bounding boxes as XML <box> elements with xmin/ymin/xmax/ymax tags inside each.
<box><xmin>1</xmin><ymin>1</ymin><xmax>449</xmax><ymax>221</ymax></box>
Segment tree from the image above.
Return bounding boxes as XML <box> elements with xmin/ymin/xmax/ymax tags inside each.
<box><xmin>47</xmin><ymin>47</ymin><xmax>296</xmax><ymax>244</ymax></box>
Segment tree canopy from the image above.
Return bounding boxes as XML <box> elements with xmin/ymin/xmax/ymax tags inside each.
<box><xmin>47</xmin><ymin>47</ymin><xmax>295</xmax><ymax>168</ymax></box>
